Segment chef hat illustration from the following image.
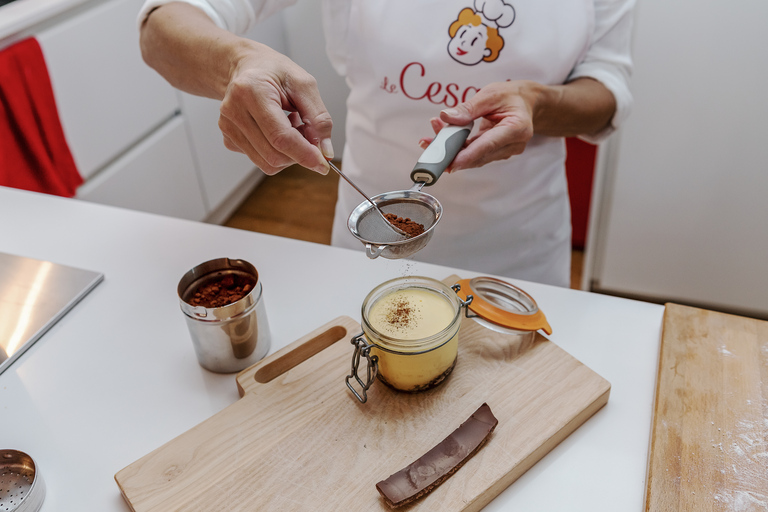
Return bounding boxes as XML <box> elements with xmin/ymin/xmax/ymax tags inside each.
<box><xmin>474</xmin><ymin>0</ymin><xmax>516</xmax><ymax>29</ymax></box>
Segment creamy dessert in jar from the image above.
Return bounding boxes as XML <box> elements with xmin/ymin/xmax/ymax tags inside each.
<box><xmin>361</xmin><ymin>277</ymin><xmax>462</xmax><ymax>392</ymax></box>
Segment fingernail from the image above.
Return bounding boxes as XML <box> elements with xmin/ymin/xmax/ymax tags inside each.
<box><xmin>316</xmin><ymin>160</ymin><xmax>330</xmax><ymax>175</ymax></box>
<box><xmin>320</xmin><ymin>138</ymin><xmax>334</xmax><ymax>159</ymax></box>
<box><xmin>441</xmin><ymin>108</ymin><xmax>459</xmax><ymax>117</ymax></box>
<box><xmin>418</xmin><ymin>140</ymin><xmax>429</xmax><ymax>149</ymax></box>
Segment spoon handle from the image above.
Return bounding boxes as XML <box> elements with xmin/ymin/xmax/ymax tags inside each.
<box><xmin>411</xmin><ymin>122</ymin><xmax>474</xmax><ymax>186</ymax></box>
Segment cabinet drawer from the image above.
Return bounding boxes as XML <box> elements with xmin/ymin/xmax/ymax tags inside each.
<box><xmin>179</xmin><ymin>93</ymin><xmax>257</xmax><ymax>211</ymax></box>
<box><xmin>77</xmin><ymin>115</ymin><xmax>207</xmax><ymax>221</ymax></box>
<box><xmin>37</xmin><ymin>0</ymin><xmax>178</xmax><ymax>180</ymax></box>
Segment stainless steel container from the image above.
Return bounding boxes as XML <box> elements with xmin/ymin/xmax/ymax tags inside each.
<box><xmin>177</xmin><ymin>258</ymin><xmax>270</xmax><ymax>373</ymax></box>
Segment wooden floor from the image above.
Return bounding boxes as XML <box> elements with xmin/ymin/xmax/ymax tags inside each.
<box><xmin>225</xmin><ymin>165</ymin><xmax>584</xmax><ymax>289</ymax></box>
<box><xmin>224</xmin><ymin>165</ymin><xmax>339</xmax><ymax>245</ymax></box>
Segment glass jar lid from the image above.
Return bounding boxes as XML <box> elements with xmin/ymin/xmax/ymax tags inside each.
<box><xmin>453</xmin><ymin>277</ymin><xmax>552</xmax><ymax>334</ymax></box>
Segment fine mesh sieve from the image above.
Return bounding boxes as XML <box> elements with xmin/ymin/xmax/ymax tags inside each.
<box><xmin>356</xmin><ymin>196</ymin><xmax>436</xmax><ymax>243</ymax></box>
<box><xmin>0</xmin><ymin>450</ymin><xmax>45</xmax><ymax>512</ymax></box>
<box><xmin>327</xmin><ymin>160</ymin><xmax>409</xmax><ymax>237</ymax></box>
<box><xmin>346</xmin><ymin>122</ymin><xmax>473</xmax><ymax>259</ymax></box>
<box><xmin>348</xmin><ymin>190</ymin><xmax>442</xmax><ymax>259</ymax></box>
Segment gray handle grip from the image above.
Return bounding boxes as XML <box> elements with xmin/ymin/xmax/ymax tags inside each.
<box><xmin>410</xmin><ymin>122</ymin><xmax>474</xmax><ymax>186</ymax></box>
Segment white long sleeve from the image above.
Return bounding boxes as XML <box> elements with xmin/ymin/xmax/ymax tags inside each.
<box><xmin>569</xmin><ymin>0</ymin><xmax>635</xmax><ymax>142</ymax></box>
<box><xmin>137</xmin><ymin>0</ymin><xmax>295</xmax><ymax>34</ymax></box>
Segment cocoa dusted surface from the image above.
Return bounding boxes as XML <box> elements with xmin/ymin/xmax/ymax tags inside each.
<box><xmin>375</xmin><ymin>403</ymin><xmax>498</xmax><ymax>508</ymax></box>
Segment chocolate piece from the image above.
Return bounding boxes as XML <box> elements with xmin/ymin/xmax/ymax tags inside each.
<box><xmin>375</xmin><ymin>403</ymin><xmax>498</xmax><ymax>508</ymax></box>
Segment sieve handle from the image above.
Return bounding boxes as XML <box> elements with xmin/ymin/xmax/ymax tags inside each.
<box><xmin>328</xmin><ymin>159</ymin><xmax>409</xmax><ymax>237</ymax></box>
<box><xmin>410</xmin><ymin>122</ymin><xmax>474</xmax><ymax>186</ymax></box>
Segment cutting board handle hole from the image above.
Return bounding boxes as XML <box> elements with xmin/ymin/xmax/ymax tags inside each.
<box><xmin>253</xmin><ymin>325</ymin><xmax>349</xmax><ymax>383</ymax></box>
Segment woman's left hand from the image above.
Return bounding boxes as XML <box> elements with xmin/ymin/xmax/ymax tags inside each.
<box><xmin>420</xmin><ymin>80</ymin><xmax>540</xmax><ymax>173</ymax></box>
<box><xmin>420</xmin><ymin>77</ymin><xmax>616</xmax><ymax>173</ymax></box>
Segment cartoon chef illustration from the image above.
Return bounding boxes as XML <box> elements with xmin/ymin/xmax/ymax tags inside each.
<box><xmin>448</xmin><ymin>0</ymin><xmax>516</xmax><ymax>65</ymax></box>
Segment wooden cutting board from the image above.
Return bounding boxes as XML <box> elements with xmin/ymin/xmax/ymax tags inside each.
<box><xmin>646</xmin><ymin>303</ymin><xmax>768</xmax><ymax>511</ymax></box>
<box><xmin>115</xmin><ymin>277</ymin><xmax>610</xmax><ymax>512</ymax></box>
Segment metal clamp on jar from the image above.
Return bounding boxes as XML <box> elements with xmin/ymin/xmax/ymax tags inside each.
<box><xmin>346</xmin><ymin>276</ymin><xmax>552</xmax><ymax>403</ymax></box>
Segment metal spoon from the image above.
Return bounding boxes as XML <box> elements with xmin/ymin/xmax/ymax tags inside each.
<box><xmin>327</xmin><ymin>160</ymin><xmax>409</xmax><ymax>237</ymax></box>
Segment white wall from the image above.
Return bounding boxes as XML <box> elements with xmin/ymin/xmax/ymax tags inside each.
<box><xmin>586</xmin><ymin>0</ymin><xmax>768</xmax><ymax>318</ymax></box>
<box><xmin>282</xmin><ymin>0</ymin><xmax>349</xmax><ymax>157</ymax></box>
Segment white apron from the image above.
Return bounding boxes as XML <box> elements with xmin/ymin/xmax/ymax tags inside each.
<box><xmin>327</xmin><ymin>0</ymin><xmax>594</xmax><ymax>287</ymax></box>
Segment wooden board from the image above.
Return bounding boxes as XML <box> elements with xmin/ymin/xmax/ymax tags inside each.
<box><xmin>646</xmin><ymin>303</ymin><xmax>768</xmax><ymax>511</ymax></box>
<box><xmin>115</xmin><ymin>277</ymin><xmax>610</xmax><ymax>512</ymax></box>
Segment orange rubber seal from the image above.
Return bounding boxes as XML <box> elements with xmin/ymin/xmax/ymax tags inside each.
<box><xmin>454</xmin><ymin>278</ymin><xmax>552</xmax><ymax>335</ymax></box>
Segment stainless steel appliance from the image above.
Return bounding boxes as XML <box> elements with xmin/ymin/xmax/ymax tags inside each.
<box><xmin>0</xmin><ymin>252</ymin><xmax>103</xmax><ymax>375</ymax></box>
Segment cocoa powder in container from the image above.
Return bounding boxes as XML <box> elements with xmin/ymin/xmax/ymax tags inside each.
<box><xmin>186</xmin><ymin>273</ymin><xmax>255</xmax><ymax>308</ymax></box>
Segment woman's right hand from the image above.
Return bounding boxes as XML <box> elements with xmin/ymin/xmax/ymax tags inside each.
<box><xmin>140</xmin><ymin>2</ymin><xmax>333</xmax><ymax>175</ymax></box>
<box><xmin>219</xmin><ymin>44</ymin><xmax>334</xmax><ymax>175</ymax></box>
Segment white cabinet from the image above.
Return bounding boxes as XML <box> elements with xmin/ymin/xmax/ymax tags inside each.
<box><xmin>178</xmin><ymin>93</ymin><xmax>252</xmax><ymax>214</ymax></box>
<box><xmin>37</xmin><ymin>0</ymin><xmax>179</xmax><ymax>181</ymax></box>
<box><xmin>77</xmin><ymin>115</ymin><xmax>207</xmax><ymax>220</ymax></box>
<box><xmin>176</xmin><ymin>16</ymin><xmax>289</xmax><ymax>221</ymax></box>
<box><xmin>7</xmin><ymin>0</ymin><xmax>292</xmax><ymax>222</ymax></box>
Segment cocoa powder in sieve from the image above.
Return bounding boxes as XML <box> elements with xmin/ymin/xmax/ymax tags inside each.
<box><xmin>384</xmin><ymin>213</ymin><xmax>425</xmax><ymax>237</ymax></box>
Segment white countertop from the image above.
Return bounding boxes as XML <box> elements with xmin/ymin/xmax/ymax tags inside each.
<box><xmin>0</xmin><ymin>186</ymin><xmax>664</xmax><ymax>511</ymax></box>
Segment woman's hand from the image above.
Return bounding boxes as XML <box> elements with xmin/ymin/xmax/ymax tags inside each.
<box><xmin>421</xmin><ymin>81</ymin><xmax>538</xmax><ymax>173</ymax></box>
<box><xmin>140</xmin><ymin>2</ymin><xmax>333</xmax><ymax>175</ymax></box>
<box><xmin>420</xmin><ymin>78</ymin><xmax>615</xmax><ymax>173</ymax></box>
<box><xmin>219</xmin><ymin>46</ymin><xmax>334</xmax><ymax>175</ymax></box>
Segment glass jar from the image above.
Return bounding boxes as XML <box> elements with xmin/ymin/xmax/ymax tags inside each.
<box><xmin>345</xmin><ymin>275</ymin><xmax>552</xmax><ymax>403</ymax></box>
<box><xmin>350</xmin><ymin>276</ymin><xmax>463</xmax><ymax>399</ymax></box>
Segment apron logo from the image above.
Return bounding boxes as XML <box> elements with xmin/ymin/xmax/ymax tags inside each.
<box><xmin>379</xmin><ymin>62</ymin><xmax>482</xmax><ymax>107</ymax></box>
<box><xmin>448</xmin><ymin>0</ymin><xmax>516</xmax><ymax>66</ymax></box>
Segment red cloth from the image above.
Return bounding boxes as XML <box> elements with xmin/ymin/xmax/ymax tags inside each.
<box><xmin>565</xmin><ymin>137</ymin><xmax>597</xmax><ymax>250</ymax></box>
<box><xmin>0</xmin><ymin>38</ymin><xmax>82</xmax><ymax>197</ymax></box>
